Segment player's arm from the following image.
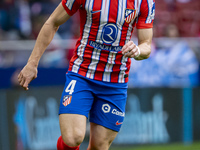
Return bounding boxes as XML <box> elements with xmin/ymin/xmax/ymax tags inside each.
<box><xmin>121</xmin><ymin>28</ymin><xmax>152</xmax><ymax>60</ymax></box>
<box><xmin>122</xmin><ymin>0</ymin><xmax>155</xmax><ymax>59</ymax></box>
<box><xmin>18</xmin><ymin>3</ymin><xmax>71</xmax><ymax>90</ymax></box>
<box><xmin>135</xmin><ymin>28</ymin><xmax>153</xmax><ymax>60</ymax></box>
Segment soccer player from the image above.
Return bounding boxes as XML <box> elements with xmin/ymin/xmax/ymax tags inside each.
<box><xmin>18</xmin><ymin>0</ymin><xmax>155</xmax><ymax>149</ymax></box>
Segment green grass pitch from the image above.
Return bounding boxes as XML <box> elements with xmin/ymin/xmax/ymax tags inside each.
<box><xmin>110</xmin><ymin>142</ymin><xmax>200</xmax><ymax>150</ymax></box>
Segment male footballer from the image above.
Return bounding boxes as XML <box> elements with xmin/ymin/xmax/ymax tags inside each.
<box><xmin>18</xmin><ymin>0</ymin><xmax>155</xmax><ymax>149</ymax></box>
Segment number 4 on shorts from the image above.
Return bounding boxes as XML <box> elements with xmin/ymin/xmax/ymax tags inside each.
<box><xmin>65</xmin><ymin>80</ymin><xmax>77</xmax><ymax>94</ymax></box>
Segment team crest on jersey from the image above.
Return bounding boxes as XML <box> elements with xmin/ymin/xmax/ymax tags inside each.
<box><xmin>62</xmin><ymin>95</ymin><xmax>72</xmax><ymax>106</ymax></box>
<box><xmin>124</xmin><ymin>9</ymin><xmax>136</xmax><ymax>23</ymax></box>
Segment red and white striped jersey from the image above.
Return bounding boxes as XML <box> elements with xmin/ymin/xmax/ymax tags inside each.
<box><xmin>62</xmin><ymin>0</ymin><xmax>155</xmax><ymax>83</ymax></box>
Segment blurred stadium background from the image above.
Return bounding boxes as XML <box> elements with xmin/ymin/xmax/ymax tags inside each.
<box><xmin>0</xmin><ymin>0</ymin><xmax>200</xmax><ymax>150</ymax></box>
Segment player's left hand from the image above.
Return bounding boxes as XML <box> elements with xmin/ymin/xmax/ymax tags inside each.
<box><xmin>121</xmin><ymin>41</ymin><xmax>140</xmax><ymax>58</ymax></box>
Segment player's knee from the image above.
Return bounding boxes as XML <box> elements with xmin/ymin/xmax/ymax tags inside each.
<box><xmin>62</xmin><ymin>129</ymin><xmax>85</xmax><ymax>147</ymax></box>
<box><xmin>62</xmin><ymin>134</ymin><xmax>84</xmax><ymax>147</ymax></box>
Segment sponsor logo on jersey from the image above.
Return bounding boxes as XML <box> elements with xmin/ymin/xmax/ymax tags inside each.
<box><xmin>124</xmin><ymin>9</ymin><xmax>136</xmax><ymax>23</ymax></box>
<box><xmin>62</xmin><ymin>95</ymin><xmax>72</xmax><ymax>106</ymax></box>
<box><xmin>102</xmin><ymin>104</ymin><xmax>125</xmax><ymax>117</ymax></box>
<box><xmin>89</xmin><ymin>41</ymin><xmax>122</xmax><ymax>52</ymax></box>
<box><xmin>116</xmin><ymin>120</ymin><xmax>123</xmax><ymax>126</ymax></box>
<box><xmin>101</xmin><ymin>23</ymin><xmax>118</xmax><ymax>44</ymax></box>
<box><xmin>102</xmin><ymin>104</ymin><xmax>111</xmax><ymax>113</ymax></box>
<box><xmin>112</xmin><ymin>109</ymin><xmax>125</xmax><ymax>117</ymax></box>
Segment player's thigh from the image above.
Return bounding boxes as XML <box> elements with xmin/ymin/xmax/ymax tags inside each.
<box><xmin>59</xmin><ymin>73</ymin><xmax>94</xmax><ymax>145</ymax></box>
<box><xmin>59</xmin><ymin>73</ymin><xmax>94</xmax><ymax>117</ymax></box>
<box><xmin>59</xmin><ymin>114</ymin><xmax>87</xmax><ymax>145</ymax></box>
<box><xmin>88</xmin><ymin>122</ymin><xmax>118</xmax><ymax>150</ymax></box>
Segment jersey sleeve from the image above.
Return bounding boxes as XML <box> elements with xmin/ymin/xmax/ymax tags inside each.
<box><xmin>62</xmin><ymin>0</ymin><xmax>82</xmax><ymax>16</ymax></box>
<box><xmin>136</xmin><ymin>0</ymin><xmax>155</xmax><ymax>29</ymax></box>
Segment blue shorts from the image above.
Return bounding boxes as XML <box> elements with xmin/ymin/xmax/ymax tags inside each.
<box><xmin>59</xmin><ymin>71</ymin><xmax>127</xmax><ymax>132</ymax></box>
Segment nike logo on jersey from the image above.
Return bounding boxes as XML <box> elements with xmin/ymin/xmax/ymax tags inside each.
<box><xmin>91</xmin><ymin>10</ymin><xmax>101</xmax><ymax>14</ymax></box>
<box><xmin>116</xmin><ymin>120</ymin><xmax>123</xmax><ymax>126</ymax></box>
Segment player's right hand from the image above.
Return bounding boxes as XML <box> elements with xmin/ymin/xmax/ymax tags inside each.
<box><xmin>18</xmin><ymin>62</ymin><xmax>38</xmax><ymax>90</ymax></box>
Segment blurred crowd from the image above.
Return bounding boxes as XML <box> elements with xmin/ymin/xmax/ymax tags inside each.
<box><xmin>0</xmin><ymin>0</ymin><xmax>80</xmax><ymax>40</ymax></box>
<box><xmin>0</xmin><ymin>0</ymin><xmax>200</xmax><ymax>41</ymax></box>
<box><xmin>155</xmin><ymin>0</ymin><xmax>200</xmax><ymax>37</ymax></box>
